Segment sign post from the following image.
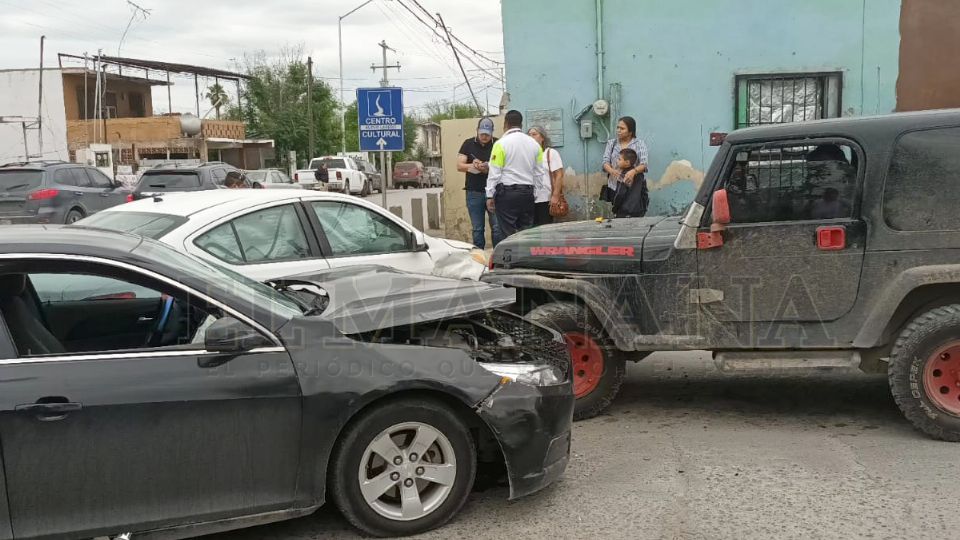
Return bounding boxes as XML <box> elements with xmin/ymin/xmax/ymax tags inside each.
<box><xmin>357</xmin><ymin>87</ymin><xmax>403</xmax><ymax>209</ymax></box>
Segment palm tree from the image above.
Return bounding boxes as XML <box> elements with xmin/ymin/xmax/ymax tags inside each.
<box><xmin>205</xmin><ymin>83</ymin><xmax>230</xmax><ymax>119</ymax></box>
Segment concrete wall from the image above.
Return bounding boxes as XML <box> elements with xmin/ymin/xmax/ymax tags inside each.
<box><xmin>440</xmin><ymin>116</ymin><xmax>503</xmax><ymax>244</ymax></box>
<box><xmin>0</xmin><ymin>69</ymin><xmax>68</xmax><ymax>164</ymax></box>
<box><xmin>501</xmin><ymin>0</ymin><xmax>902</xmax><ymax>218</ymax></box>
<box><xmin>896</xmin><ymin>0</ymin><xmax>960</xmax><ymax>111</ymax></box>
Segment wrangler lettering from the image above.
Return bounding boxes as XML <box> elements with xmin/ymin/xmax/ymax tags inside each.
<box><xmin>530</xmin><ymin>246</ymin><xmax>636</xmax><ymax>257</ymax></box>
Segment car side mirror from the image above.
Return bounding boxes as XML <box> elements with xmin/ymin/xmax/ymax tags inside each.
<box><xmin>203</xmin><ymin>316</ymin><xmax>271</xmax><ymax>355</ymax></box>
<box><xmin>411</xmin><ymin>231</ymin><xmax>428</xmax><ymax>251</ymax></box>
<box><xmin>698</xmin><ymin>188</ymin><xmax>731</xmax><ymax>250</ymax></box>
<box><xmin>711</xmin><ymin>188</ymin><xmax>731</xmax><ymax>229</ymax></box>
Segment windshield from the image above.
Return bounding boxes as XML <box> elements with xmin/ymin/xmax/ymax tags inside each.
<box><xmin>246</xmin><ymin>171</ymin><xmax>267</xmax><ymax>181</ymax></box>
<box><xmin>310</xmin><ymin>158</ymin><xmax>345</xmax><ymax>169</ymax></box>
<box><xmin>0</xmin><ymin>170</ymin><xmax>43</xmax><ymax>193</ymax></box>
<box><xmin>139</xmin><ymin>172</ymin><xmax>201</xmax><ymax>191</ymax></box>
<box><xmin>133</xmin><ymin>239</ymin><xmax>304</xmax><ymax>318</ymax></box>
<box><xmin>75</xmin><ymin>211</ymin><xmax>187</xmax><ymax>240</ymax></box>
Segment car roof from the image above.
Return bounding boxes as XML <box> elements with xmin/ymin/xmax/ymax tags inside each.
<box><xmin>0</xmin><ymin>160</ymin><xmax>80</xmax><ymax>171</ymax></box>
<box><xmin>101</xmin><ymin>189</ymin><xmax>372</xmax><ymax>219</ymax></box>
<box><xmin>0</xmin><ymin>225</ymin><xmax>145</xmax><ymax>257</ymax></box>
<box><xmin>725</xmin><ymin>108</ymin><xmax>960</xmax><ymax>144</ymax></box>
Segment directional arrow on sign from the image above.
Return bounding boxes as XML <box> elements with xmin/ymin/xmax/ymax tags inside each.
<box><xmin>377</xmin><ymin>138</ymin><xmax>388</xmax><ymax>150</ymax></box>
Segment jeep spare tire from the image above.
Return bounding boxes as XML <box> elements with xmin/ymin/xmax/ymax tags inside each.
<box><xmin>525</xmin><ymin>302</ymin><xmax>625</xmax><ymax>420</ymax></box>
<box><xmin>889</xmin><ymin>305</ymin><xmax>960</xmax><ymax>442</ymax></box>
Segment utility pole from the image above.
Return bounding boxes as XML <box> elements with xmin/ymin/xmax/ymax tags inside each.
<box><xmin>370</xmin><ymin>41</ymin><xmax>400</xmax><ymax>206</ymax></box>
<box><xmin>436</xmin><ymin>13</ymin><xmax>482</xmax><ymax>113</ymax></box>
<box><xmin>37</xmin><ymin>35</ymin><xmax>44</xmax><ymax>158</ymax></box>
<box><xmin>370</xmin><ymin>40</ymin><xmax>401</xmax><ymax>88</ymax></box>
<box><xmin>307</xmin><ymin>56</ymin><xmax>315</xmax><ymax>160</ymax></box>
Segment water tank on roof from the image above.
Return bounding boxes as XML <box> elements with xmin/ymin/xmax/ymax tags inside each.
<box><xmin>180</xmin><ymin>113</ymin><xmax>202</xmax><ymax>137</ymax></box>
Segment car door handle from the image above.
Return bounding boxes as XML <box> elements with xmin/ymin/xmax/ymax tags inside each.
<box><xmin>15</xmin><ymin>401</ymin><xmax>83</xmax><ymax>421</ymax></box>
<box><xmin>73</xmin><ymin>191</ymin><xmax>84</xmax><ymax>196</ymax></box>
<box><xmin>100</xmin><ymin>192</ymin><xmax>111</xmax><ymax>197</ymax></box>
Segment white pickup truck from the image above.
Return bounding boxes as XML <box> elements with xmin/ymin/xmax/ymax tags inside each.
<box><xmin>294</xmin><ymin>156</ymin><xmax>369</xmax><ymax>196</ymax></box>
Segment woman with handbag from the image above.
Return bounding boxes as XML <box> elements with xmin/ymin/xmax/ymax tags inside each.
<box><xmin>528</xmin><ymin>125</ymin><xmax>568</xmax><ymax>225</ymax></box>
<box><xmin>600</xmin><ymin>116</ymin><xmax>649</xmax><ymax>212</ymax></box>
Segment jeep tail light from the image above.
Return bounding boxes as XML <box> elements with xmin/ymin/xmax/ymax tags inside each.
<box><xmin>27</xmin><ymin>188</ymin><xmax>59</xmax><ymax>201</ymax></box>
<box><xmin>125</xmin><ymin>194</ymin><xmax>135</xmax><ymax>203</ymax></box>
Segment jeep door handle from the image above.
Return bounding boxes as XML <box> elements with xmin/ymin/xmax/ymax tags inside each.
<box><xmin>15</xmin><ymin>401</ymin><xmax>83</xmax><ymax>421</ymax></box>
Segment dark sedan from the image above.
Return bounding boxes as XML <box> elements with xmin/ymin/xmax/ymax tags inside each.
<box><xmin>0</xmin><ymin>227</ymin><xmax>572</xmax><ymax>539</ymax></box>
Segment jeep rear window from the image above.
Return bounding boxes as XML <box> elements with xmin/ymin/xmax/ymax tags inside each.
<box><xmin>718</xmin><ymin>142</ymin><xmax>859</xmax><ymax>224</ymax></box>
<box><xmin>884</xmin><ymin>127</ymin><xmax>960</xmax><ymax>232</ymax></box>
<box><xmin>0</xmin><ymin>171</ymin><xmax>42</xmax><ymax>193</ymax></box>
<box><xmin>76</xmin><ymin>211</ymin><xmax>187</xmax><ymax>239</ymax></box>
<box><xmin>139</xmin><ymin>172</ymin><xmax>201</xmax><ymax>190</ymax></box>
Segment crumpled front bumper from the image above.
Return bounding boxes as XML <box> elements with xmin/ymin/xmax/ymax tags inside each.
<box><xmin>477</xmin><ymin>379</ymin><xmax>574</xmax><ymax>499</ymax></box>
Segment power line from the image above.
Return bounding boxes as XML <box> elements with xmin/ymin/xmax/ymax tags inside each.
<box><xmin>406</xmin><ymin>0</ymin><xmax>504</xmax><ymax>66</ymax></box>
<box><xmin>393</xmin><ymin>0</ymin><xmax>504</xmax><ymax>83</ymax></box>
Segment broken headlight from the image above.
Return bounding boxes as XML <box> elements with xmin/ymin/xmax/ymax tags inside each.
<box><xmin>479</xmin><ymin>362</ymin><xmax>565</xmax><ymax>386</ymax></box>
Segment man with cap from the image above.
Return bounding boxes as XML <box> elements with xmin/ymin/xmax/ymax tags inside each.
<box><xmin>486</xmin><ymin>110</ymin><xmax>542</xmax><ymax>238</ymax></box>
<box><xmin>457</xmin><ymin>117</ymin><xmax>502</xmax><ymax>248</ymax></box>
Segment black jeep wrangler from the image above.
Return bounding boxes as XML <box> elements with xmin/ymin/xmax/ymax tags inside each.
<box><xmin>486</xmin><ymin>109</ymin><xmax>960</xmax><ymax>441</ymax></box>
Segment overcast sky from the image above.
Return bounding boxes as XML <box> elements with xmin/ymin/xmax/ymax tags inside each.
<box><xmin>0</xmin><ymin>0</ymin><xmax>505</xmax><ymax>117</ymax></box>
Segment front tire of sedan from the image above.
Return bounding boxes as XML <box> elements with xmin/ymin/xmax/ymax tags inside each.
<box><xmin>329</xmin><ymin>398</ymin><xmax>476</xmax><ymax>537</ymax></box>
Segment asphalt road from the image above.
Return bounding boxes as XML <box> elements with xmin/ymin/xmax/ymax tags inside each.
<box><xmin>203</xmin><ymin>351</ymin><xmax>960</xmax><ymax>539</ymax></box>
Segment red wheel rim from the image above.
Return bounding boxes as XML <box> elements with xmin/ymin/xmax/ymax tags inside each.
<box><xmin>564</xmin><ymin>332</ymin><xmax>604</xmax><ymax>399</ymax></box>
<box><xmin>924</xmin><ymin>343</ymin><xmax>960</xmax><ymax>416</ymax></box>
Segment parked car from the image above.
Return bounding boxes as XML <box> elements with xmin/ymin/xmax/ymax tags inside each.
<box><xmin>76</xmin><ymin>189</ymin><xmax>488</xmax><ymax>281</ymax></box>
<box><xmin>486</xmin><ymin>109</ymin><xmax>960</xmax><ymax>441</ymax></box>
<box><xmin>245</xmin><ymin>169</ymin><xmax>301</xmax><ymax>189</ymax></box>
<box><xmin>0</xmin><ymin>160</ymin><xmax>128</xmax><ymax>225</ymax></box>
<box><xmin>131</xmin><ymin>161</ymin><xmax>250</xmax><ymax>200</ymax></box>
<box><xmin>394</xmin><ymin>161</ymin><xmax>426</xmax><ymax>189</ymax></box>
<box><xmin>295</xmin><ymin>156</ymin><xmax>369</xmax><ymax>195</ymax></box>
<box><xmin>0</xmin><ymin>226</ymin><xmax>572</xmax><ymax>538</ymax></box>
<box><xmin>357</xmin><ymin>159</ymin><xmax>383</xmax><ymax>193</ymax></box>
<box><xmin>425</xmin><ymin>166</ymin><xmax>444</xmax><ymax>187</ymax></box>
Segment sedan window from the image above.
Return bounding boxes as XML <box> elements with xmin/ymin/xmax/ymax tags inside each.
<box><xmin>196</xmin><ymin>204</ymin><xmax>310</xmax><ymax>264</ymax></box>
<box><xmin>75</xmin><ymin>211</ymin><xmax>187</xmax><ymax>239</ymax></box>
<box><xmin>1</xmin><ymin>268</ymin><xmax>224</xmax><ymax>357</ymax></box>
<box><xmin>311</xmin><ymin>202</ymin><xmax>411</xmax><ymax>256</ymax></box>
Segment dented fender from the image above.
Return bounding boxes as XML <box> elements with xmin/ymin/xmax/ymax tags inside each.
<box><xmin>475</xmin><ymin>379</ymin><xmax>573</xmax><ymax>500</ymax></box>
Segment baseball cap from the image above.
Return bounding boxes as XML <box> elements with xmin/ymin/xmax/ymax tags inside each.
<box><xmin>477</xmin><ymin>117</ymin><xmax>495</xmax><ymax>135</ymax></box>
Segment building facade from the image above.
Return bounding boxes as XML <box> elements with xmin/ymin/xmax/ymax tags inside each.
<box><xmin>500</xmin><ymin>0</ymin><xmax>960</xmax><ymax>218</ymax></box>
<box><xmin>1</xmin><ymin>58</ymin><xmax>274</xmax><ymax>170</ymax></box>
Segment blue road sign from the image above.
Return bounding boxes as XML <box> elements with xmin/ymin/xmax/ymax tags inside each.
<box><xmin>356</xmin><ymin>87</ymin><xmax>404</xmax><ymax>152</ymax></box>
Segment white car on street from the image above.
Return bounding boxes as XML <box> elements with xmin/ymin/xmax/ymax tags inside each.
<box><xmin>75</xmin><ymin>190</ymin><xmax>487</xmax><ymax>281</ymax></box>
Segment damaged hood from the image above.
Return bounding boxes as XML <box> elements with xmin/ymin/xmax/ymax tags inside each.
<box><xmin>490</xmin><ymin>216</ymin><xmax>674</xmax><ymax>273</ymax></box>
<box><xmin>278</xmin><ymin>265</ymin><xmax>516</xmax><ymax>334</ymax></box>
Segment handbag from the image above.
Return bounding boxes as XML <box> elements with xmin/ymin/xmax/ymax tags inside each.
<box><xmin>546</xmin><ymin>148</ymin><xmax>570</xmax><ymax>218</ymax></box>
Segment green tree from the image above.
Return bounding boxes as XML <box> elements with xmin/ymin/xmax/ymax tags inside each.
<box><xmin>205</xmin><ymin>83</ymin><xmax>229</xmax><ymax>119</ymax></box>
<box><xmin>421</xmin><ymin>100</ymin><xmax>484</xmax><ymax>123</ymax></box>
<box><xmin>232</xmin><ymin>46</ymin><xmax>341</xmax><ymax>168</ymax></box>
<box><xmin>343</xmin><ymin>101</ymin><xmax>359</xmax><ymax>152</ymax></box>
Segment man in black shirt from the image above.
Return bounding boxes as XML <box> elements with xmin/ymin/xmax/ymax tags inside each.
<box><xmin>457</xmin><ymin>117</ymin><xmax>502</xmax><ymax>248</ymax></box>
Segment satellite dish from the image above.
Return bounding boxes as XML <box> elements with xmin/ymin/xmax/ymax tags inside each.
<box><xmin>592</xmin><ymin>99</ymin><xmax>610</xmax><ymax>117</ymax></box>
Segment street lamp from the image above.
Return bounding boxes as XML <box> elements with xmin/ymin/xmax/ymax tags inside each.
<box><xmin>339</xmin><ymin>0</ymin><xmax>384</xmax><ymax>155</ymax></box>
